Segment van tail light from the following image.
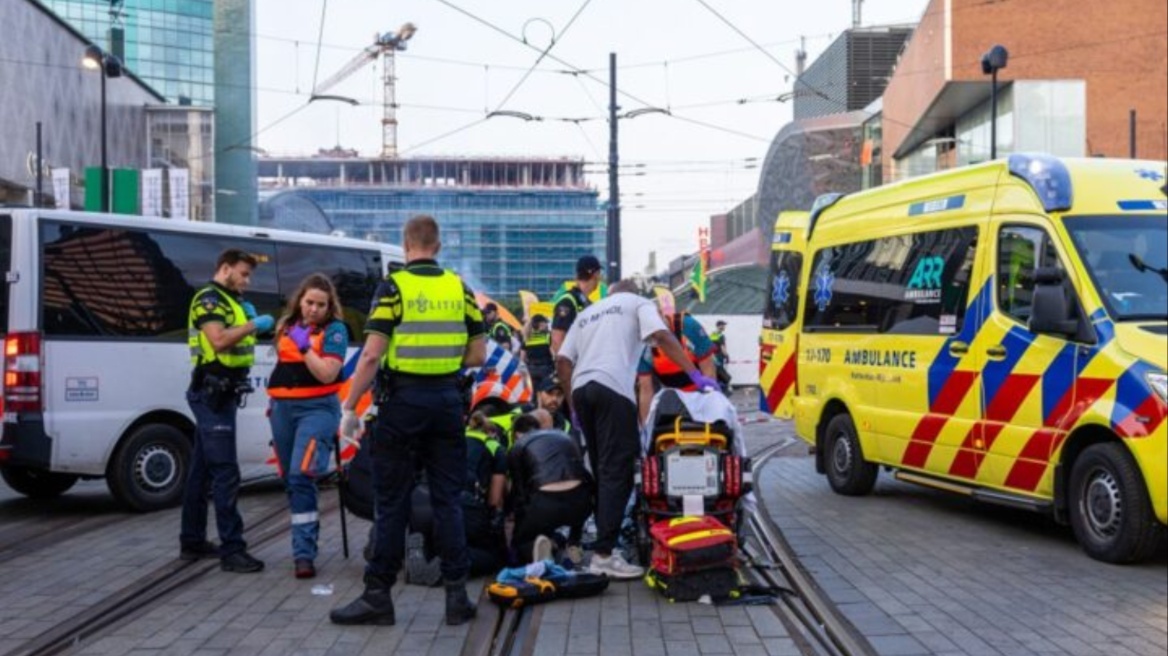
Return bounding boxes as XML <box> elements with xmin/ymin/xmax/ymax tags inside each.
<box><xmin>5</xmin><ymin>332</ymin><xmax>43</xmax><ymax>413</ymax></box>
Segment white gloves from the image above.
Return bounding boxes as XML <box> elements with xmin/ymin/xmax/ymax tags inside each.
<box><xmin>340</xmin><ymin>409</ymin><xmax>362</xmax><ymax>441</ymax></box>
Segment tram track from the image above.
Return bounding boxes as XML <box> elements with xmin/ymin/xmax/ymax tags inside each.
<box><xmin>0</xmin><ymin>514</ymin><xmax>127</xmax><ymax>567</ymax></box>
<box><xmin>743</xmin><ymin>441</ymin><xmax>875</xmax><ymax>656</ymax></box>
<box><xmin>462</xmin><ymin>436</ymin><xmax>874</xmax><ymax>656</ymax></box>
<box><xmin>2</xmin><ymin>493</ymin><xmax>302</xmax><ymax>656</ymax></box>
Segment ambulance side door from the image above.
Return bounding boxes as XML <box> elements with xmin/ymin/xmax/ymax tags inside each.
<box><xmin>977</xmin><ymin>221</ymin><xmax>1081</xmax><ymax>496</ymax></box>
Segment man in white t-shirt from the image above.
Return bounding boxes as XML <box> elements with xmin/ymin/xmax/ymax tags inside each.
<box><xmin>555</xmin><ymin>280</ymin><xmax>719</xmax><ymax>579</ymax></box>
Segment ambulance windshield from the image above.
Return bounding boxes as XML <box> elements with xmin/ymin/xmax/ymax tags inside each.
<box><xmin>1065</xmin><ymin>215</ymin><xmax>1168</xmax><ymax>322</ymax></box>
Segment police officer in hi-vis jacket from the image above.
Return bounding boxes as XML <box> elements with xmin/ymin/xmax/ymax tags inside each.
<box><xmin>180</xmin><ymin>248</ymin><xmax>273</xmax><ymax>573</ymax></box>
<box><xmin>330</xmin><ymin>215</ymin><xmax>486</xmax><ymax>627</ymax></box>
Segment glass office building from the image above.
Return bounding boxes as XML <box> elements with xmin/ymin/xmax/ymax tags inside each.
<box><xmin>266</xmin><ymin>187</ymin><xmax>606</xmax><ymax>300</ymax></box>
<box><xmin>258</xmin><ymin>156</ymin><xmax>606</xmax><ymax>300</ymax></box>
<box><xmin>40</xmin><ymin>0</ymin><xmax>215</xmax><ymax>105</ymax></box>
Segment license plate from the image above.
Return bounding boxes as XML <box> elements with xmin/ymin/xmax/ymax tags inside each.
<box><xmin>665</xmin><ymin>452</ymin><xmax>719</xmax><ymax>496</ymax></box>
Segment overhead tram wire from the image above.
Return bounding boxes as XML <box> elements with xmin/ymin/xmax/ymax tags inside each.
<box><xmin>431</xmin><ymin>0</ymin><xmax>772</xmax><ymax>144</ymax></box>
<box><xmin>310</xmin><ymin>0</ymin><xmax>329</xmax><ymax>92</ymax></box>
<box><xmin>399</xmin><ymin>0</ymin><xmax>594</xmax><ymax>155</ymax></box>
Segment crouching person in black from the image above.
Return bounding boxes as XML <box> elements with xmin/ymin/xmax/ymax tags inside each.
<box><xmin>462</xmin><ymin>412</ymin><xmax>509</xmax><ymax>575</ymax></box>
<box><xmin>508</xmin><ymin>411</ymin><xmax>592</xmax><ymax>565</ymax></box>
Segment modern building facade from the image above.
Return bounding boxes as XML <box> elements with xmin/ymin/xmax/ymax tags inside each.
<box><xmin>39</xmin><ymin>0</ymin><xmax>215</xmax><ymax>106</ymax></box>
<box><xmin>881</xmin><ymin>0</ymin><xmax>1168</xmax><ymax>182</ymax></box>
<box><xmin>41</xmin><ymin>0</ymin><xmax>259</xmax><ymax>224</ymax></box>
<box><xmin>794</xmin><ymin>26</ymin><xmax>914</xmax><ymax>120</ymax></box>
<box><xmin>700</xmin><ymin>23</ymin><xmax>909</xmax><ymax>277</ymax></box>
<box><xmin>0</xmin><ymin>0</ymin><xmax>164</xmax><ymax>206</ymax></box>
<box><xmin>258</xmin><ymin>156</ymin><xmax>606</xmax><ymax>300</ymax></box>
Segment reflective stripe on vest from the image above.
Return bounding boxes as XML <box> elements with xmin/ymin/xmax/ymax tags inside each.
<box><xmin>383</xmin><ymin>270</ymin><xmax>468</xmax><ymax>375</ymax></box>
<box><xmin>526</xmin><ymin>331</ymin><xmax>550</xmax><ymax>347</ymax></box>
<box><xmin>188</xmin><ymin>286</ymin><xmax>255</xmax><ymax>369</ymax></box>
<box><xmin>268</xmin><ymin>328</ymin><xmax>344</xmax><ymax>399</ymax></box>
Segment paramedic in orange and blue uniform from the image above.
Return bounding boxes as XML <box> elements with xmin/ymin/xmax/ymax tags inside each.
<box><xmin>267</xmin><ymin>273</ymin><xmax>349</xmax><ymax>580</ymax></box>
<box><xmin>330</xmin><ymin>214</ymin><xmax>486</xmax><ymax>627</ymax></box>
<box><xmin>636</xmin><ymin>310</ymin><xmax>718</xmax><ymax>423</ymax></box>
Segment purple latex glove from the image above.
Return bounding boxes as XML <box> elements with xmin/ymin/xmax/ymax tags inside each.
<box><xmin>288</xmin><ymin>323</ymin><xmax>313</xmax><ymax>352</ymax></box>
<box><xmin>688</xmin><ymin>370</ymin><xmax>720</xmax><ymax>392</ymax></box>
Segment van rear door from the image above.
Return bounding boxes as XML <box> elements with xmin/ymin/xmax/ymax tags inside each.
<box><xmin>759</xmin><ymin>212</ymin><xmax>808</xmax><ymax>418</ymax></box>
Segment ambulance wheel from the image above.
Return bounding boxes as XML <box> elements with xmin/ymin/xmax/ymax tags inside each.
<box><xmin>108</xmin><ymin>424</ymin><xmax>190</xmax><ymax>512</ymax></box>
<box><xmin>1069</xmin><ymin>443</ymin><xmax>1164</xmax><ymax>564</ymax></box>
<box><xmin>0</xmin><ymin>465</ymin><xmax>78</xmax><ymax>498</ymax></box>
<box><xmin>824</xmin><ymin>413</ymin><xmax>877</xmax><ymax>496</ymax></box>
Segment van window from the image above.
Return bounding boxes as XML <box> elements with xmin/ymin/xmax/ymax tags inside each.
<box><xmin>275</xmin><ymin>244</ymin><xmax>382</xmax><ymax>343</ymax></box>
<box><xmin>804</xmin><ymin>226</ymin><xmax>978</xmax><ymax>335</ymax></box>
<box><xmin>40</xmin><ymin>221</ymin><xmax>278</xmax><ymax>339</ymax></box>
<box><xmin>1065</xmin><ymin>215</ymin><xmax>1167</xmax><ymax>322</ymax></box>
<box><xmin>765</xmin><ymin>250</ymin><xmax>803</xmax><ymax>330</ymax></box>
<box><xmin>0</xmin><ymin>215</ymin><xmax>10</xmax><ymax>333</ymax></box>
<box><xmin>997</xmin><ymin>226</ymin><xmax>1067</xmax><ymax>324</ymax></box>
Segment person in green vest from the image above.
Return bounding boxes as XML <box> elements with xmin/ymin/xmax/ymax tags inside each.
<box><xmin>180</xmin><ymin>248</ymin><xmax>274</xmax><ymax>574</ymax></box>
<box><xmin>550</xmin><ymin>255</ymin><xmax>602</xmax><ymax>355</ymax></box>
<box><xmin>331</xmin><ymin>215</ymin><xmax>486</xmax><ymax>627</ymax></box>
<box><xmin>483</xmin><ymin>303</ymin><xmax>515</xmax><ymax>352</ymax></box>
<box><xmin>522</xmin><ymin>313</ymin><xmax>554</xmax><ymax>392</ymax></box>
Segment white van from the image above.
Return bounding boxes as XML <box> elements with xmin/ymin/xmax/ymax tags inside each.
<box><xmin>0</xmin><ymin>209</ymin><xmax>401</xmax><ymax>510</ymax></box>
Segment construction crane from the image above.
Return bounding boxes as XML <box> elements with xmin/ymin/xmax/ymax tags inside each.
<box><xmin>311</xmin><ymin>22</ymin><xmax>417</xmax><ymax>159</ymax></box>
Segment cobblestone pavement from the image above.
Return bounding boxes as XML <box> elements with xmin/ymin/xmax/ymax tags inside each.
<box><xmin>760</xmin><ymin>424</ymin><xmax>1168</xmax><ymax>656</ymax></box>
<box><xmin>1</xmin><ymin>396</ymin><xmax>1164</xmax><ymax>655</ymax></box>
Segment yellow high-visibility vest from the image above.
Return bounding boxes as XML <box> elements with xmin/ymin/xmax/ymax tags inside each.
<box><xmin>383</xmin><ymin>270</ymin><xmax>468</xmax><ymax>375</ymax></box>
<box><xmin>188</xmin><ymin>286</ymin><xmax>254</xmax><ymax>369</ymax></box>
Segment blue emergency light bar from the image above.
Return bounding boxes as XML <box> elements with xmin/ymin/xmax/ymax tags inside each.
<box><xmin>1007</xmin><ymin>153</ymin><xmax>1073</xmax><ymax>213</ymax></box>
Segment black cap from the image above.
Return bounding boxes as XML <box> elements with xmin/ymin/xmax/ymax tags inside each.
<box><xmin>532</xmin><ymin>313</ymin><xmax>549</xmax><ymax>325</ymax></box>
<box><xmin>483</xmin><ymin>302</ymin><xmax>498</xmax><ymax>314</ymax></box>
<box><xmin>716</xmin><ymin>320</ymin><xmax>727</xmax><ymax>327</ymax></box>
<box><xmin>537</xmin><ymin>376</ymin><xmax>564</xmax><ymax>393</ymax></box>
<box><xmin>576</xmin><ymin>255</ymin><xmax>602</xmax><ymax>279</ymax></box>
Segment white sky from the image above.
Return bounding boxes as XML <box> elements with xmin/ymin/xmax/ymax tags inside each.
<box><xmin>255</xmin><ymin>0</ymin><xmax>929</xmax><ymax>273</ymax></box>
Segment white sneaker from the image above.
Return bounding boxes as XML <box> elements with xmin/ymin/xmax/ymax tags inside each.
<box><xmin>532</xmin><ymin>535</ymin><xmax>554</xmax><ymax>563</ymax></box>
<box><xmin>587</xmin><ymin>552</ymin><xmax>644</xmax><ymax>580</ymax></box>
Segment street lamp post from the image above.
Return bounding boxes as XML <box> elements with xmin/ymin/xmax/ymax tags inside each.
<box><xmin>82</xmin><ymin>44</ymin><xmax>123</xmax><ymax>212</ymax></box>
<box><xmin>980</xmin><ymin>45</ymin><xmax>1009</xmax><ymax>160</ymax></box>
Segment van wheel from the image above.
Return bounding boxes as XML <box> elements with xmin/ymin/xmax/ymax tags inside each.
<box><xmin>823</xmin><ymin>413</ymin><xmax>877</xmax><ymax>496</ymax></box>
<box><xmin>107</xmin><ymin>424</ymin><xmax>190</xmax><ymax>512</ymax></box>
<box><xmin>0</xmin><ymin>465</ymin><xmax>78</xmax><ymax>498</ymax></box>
<box><xmin>1069</xmin><ymin>443</ymin><xmax>1164</xmax><ymax>564</ymax></box>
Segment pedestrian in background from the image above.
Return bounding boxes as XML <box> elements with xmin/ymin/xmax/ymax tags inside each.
<box><xmin>267</xmin><ymin>273</ymin><xmax>348</xmax><ymax>580</ymax></box>
<box><xmin>331</xmin><ymin>215</ymin><xmax>486</xmax><ymax>627</ymax></box>
<box><xmin>711</xmin><ymin>320</ymin><xmax>732</xmax><ymax>391</ymax></box>
<box><xmin>550</xmin><ymin>255</ymin><xmax>602</xmax><ymax>355</ymax></box>
<box><xmin>180</xmin><ymin>248</ymin><xmax>273</xmax><ymax>573</ymax></box>
<box><xmin>555</xmin><ymin>280</ymin><xmax>718</xmax><ymax>579</ymax></box>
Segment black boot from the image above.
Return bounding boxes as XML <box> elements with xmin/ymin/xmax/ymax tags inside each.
<box><xmin>330</xmin><ymin>576</ymin><xmax>395</xmax><ymax>626</ymax></box>
<box><xmin>444</xmin><ymin>578</ymin><xmax>477</xmax><ymax>626</ymax></box>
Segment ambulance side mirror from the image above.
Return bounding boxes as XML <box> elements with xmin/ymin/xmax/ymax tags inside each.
<box><xmin>1029</xmin><ymin>267</ymin><xmax>1079</xmax><ymax>337</ymax></box>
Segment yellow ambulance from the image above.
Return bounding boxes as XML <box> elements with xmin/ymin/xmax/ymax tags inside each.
<box><xmin>790</xmin><ymin>154</ymin><xmax>1167</xmax><ymax>563</ymax></box>
<box><xmin>759</xmin><ymin>211</ymin><xmax>809</xmax><ymax>419</ymax></box>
